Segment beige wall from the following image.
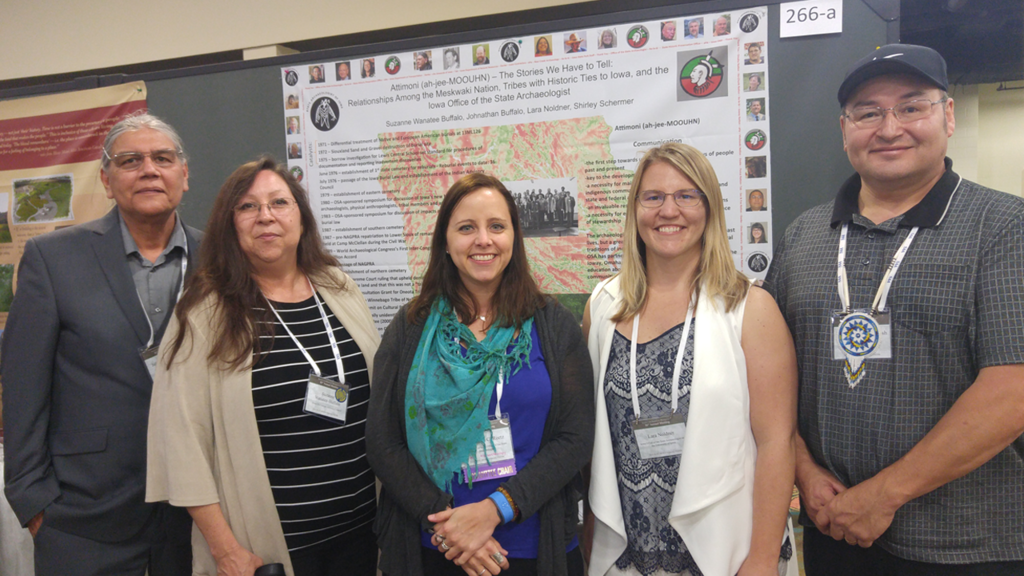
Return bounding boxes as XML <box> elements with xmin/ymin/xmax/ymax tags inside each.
<box><xmin>1</xmin><ymin>0</ymin><xmax>588</xmax><ymax>81</ymax></box>
<box><xmin>977</xmin><ymin>84</ymin><xmax>1024</xmax><ymax>197</ymax></box>
<box><xmin>947</xmin><ymin>83</ymin><xmax>1024</xmax><ymax>197</ymax></box>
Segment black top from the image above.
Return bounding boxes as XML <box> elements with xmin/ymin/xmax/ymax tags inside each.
<box><xmin>251</xmin><ymin>294</ymin><xmax>375</xmax><ymax>552</ymax></box>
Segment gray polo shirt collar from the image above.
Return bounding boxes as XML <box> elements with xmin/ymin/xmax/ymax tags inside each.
<box><xmin>119</xmin><ymin>211</ymin><xmax>188</xmax><ymax>263</ymax></box>
<box><xmin>830</xmin><ymin>157</ymin><xmax>959</xmax><ymax>229</ymax></box>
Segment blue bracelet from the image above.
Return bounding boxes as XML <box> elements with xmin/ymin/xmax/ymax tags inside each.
<box><xmin>488</xmin><ymin>492</ymin><xmax>515</xmax><ymax>524</ymax></box>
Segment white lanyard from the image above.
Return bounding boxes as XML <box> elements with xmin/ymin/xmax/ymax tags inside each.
<box><xmin>837</xmin><ymin>223</ymin><xmax>917</xmax><ymax>315</ymax></box>
<box><xmin>629</xmin><ymin>294</ymin><xmax>696</xmax><ymax>420</ymax></box>
<box><xmin>264</xmin><ymin>276</ymin><xmax>345</xmax><ymax>383</ymax></box>
<box><xmin>135</xmin><ymin>235</ymin><xmax>189</xmax><ymax>349</ymax></box>
<box><xmin>495</xmin><ymin>367</ymin><xmax>505</xmax><ymax>418</ymax></box>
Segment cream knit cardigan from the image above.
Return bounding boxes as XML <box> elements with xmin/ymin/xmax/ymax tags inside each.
<box><xmin>146</xmin><ymin>269</ymin><xmax>380</xmax><ymax>576</ymax></box>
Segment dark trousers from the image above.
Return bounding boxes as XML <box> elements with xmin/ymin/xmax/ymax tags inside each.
<box><xmin>34</xmin><ymin>504</ymin><xmax>191</xmax><ymax>576</ymax></box>
<box><xmin>804</xmin><ymin>525</ymin><xmax>1024</xmax><ymax>576</ymax></box>
<box><xmin>289</xmin><ymin>528</ymin><xmax>377</xmax><ymax>576</ymax></box>
<box><xmin>419</xmin><ymin>546</ymin><xmax>584</xmax><ymax>576</ymax></box>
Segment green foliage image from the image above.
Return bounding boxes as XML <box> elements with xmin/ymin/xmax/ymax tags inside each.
<box><xmin>13</xmin><ymin>175</ymin><xmax>73</xmax><ymax>224</ymax></box>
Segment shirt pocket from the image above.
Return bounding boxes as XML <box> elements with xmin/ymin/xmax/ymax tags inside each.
<box><xmin>890</xmin><ymin>262</ymin><xmax>973</xmax><ymax>339</ymax></box>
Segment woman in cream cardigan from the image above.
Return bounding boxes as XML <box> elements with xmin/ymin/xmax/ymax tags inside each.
<box><xmin>582</xmin><ymin>143</ymin><xmax>797</xmax><ymax>576</ymax></box>
<box><xmin>147</xmin><ymin>157</ymin><xmax>380</xmax><ymax>576</ymax></box>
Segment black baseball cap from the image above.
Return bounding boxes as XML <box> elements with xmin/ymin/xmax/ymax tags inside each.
<box><xmin>837</xmin><ymin>44</ymin><xmax>949</xmax><ymax>106</ymax></box>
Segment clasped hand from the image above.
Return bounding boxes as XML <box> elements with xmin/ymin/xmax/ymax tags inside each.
<box><xmin>803</xmin><ymin>467</ymin><xmax>899</xmax><ymax>548</ymax></box>
<box><xmin>429</xmin><ymin>501</ymin><xmax>509</xmax><ymax>575</ymax></box>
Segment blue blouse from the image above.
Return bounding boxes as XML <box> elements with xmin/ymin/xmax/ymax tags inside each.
<box><xmin>419</xmin><ymin>322</ymin><xmax>567</xmax><ymax>558</ymax></box>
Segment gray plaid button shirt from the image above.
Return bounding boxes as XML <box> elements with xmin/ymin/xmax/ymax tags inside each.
<box><xmin>764</xmin><ymin>160</ymin><xmax>1024</xmax><ymax>563</ymax></box>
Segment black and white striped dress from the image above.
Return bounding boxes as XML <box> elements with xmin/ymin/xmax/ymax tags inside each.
<box><xmin>251</xmin><ymin>294</ymin><xmax>376</xmax><ymax>553</ymax></box>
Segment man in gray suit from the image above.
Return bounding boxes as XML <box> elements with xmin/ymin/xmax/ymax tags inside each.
<box><xmin>2</xmin><ymin>114</ymin><xmax>200</xmax><ymax>575</ymax></box>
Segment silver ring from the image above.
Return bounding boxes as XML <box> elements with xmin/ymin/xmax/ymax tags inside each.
<box><xmin>490</xmin><ymin>552</ymin><xmax>505</xmax><ymax>565</ymax></box>
<box><xmin>440</xmin><ymin>541</ymin><xmax>450</xmax><ymax>551</ymax></box>
<box><xmin>477</xmin><ymin>570</ymin><xmax>487</xmax><ymax>576</ymax></box>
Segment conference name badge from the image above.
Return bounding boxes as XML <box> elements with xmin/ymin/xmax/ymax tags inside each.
<box><xmin>831</xmin><ymin>309</ymin><xmax>891</xmax><ymax>387</ymax></box>
<box><xmin>303</xmin><ymin>371</ymin><xmax>350</xmax><ymax>423</ymax></box>
<box><xmin>140</xmin><ymin>345</ymin><xmax>160</xmax><ymax>380</ymax></box>
<box><xmin>632</xmin><ymin>412</ymin><xmax>686</xmax><ymax>460</ymax></box>
<box><xmin>463</xmin><ymin>415</ymin><xmax>517</xmax><ymax>483</ymax></box>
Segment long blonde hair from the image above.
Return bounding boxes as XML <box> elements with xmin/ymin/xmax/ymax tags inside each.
<box><xmin>613</xmin><ymin>143</ymin><xmax>749</xmax><ymax>321</ymax></box>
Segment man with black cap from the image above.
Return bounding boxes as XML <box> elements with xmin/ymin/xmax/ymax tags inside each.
<box><xmin>764</xmin><ymin>44</ymin><xmax>1024</xmax><ymax>574</ymax></box>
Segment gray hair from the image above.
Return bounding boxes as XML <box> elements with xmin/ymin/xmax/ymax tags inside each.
<box><xmin>101</xmin><ymin>113</ymin><xmax>187</xmax><ymax>170</ymax></box>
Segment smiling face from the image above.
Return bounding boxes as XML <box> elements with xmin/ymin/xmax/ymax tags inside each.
<box><xmin>337</xmin><ymin>62</ymin><xmax>350</xmax><ymax>79</ymax></box>
<box><xmin>748</xmin><ymin>74</ymin><xmax>761</xmax><ymax>90</ymax></box>
<box><xmin>363</xmin><ymin>59</ymin><xmax>372</xmax><ymax>74</ymax></box>
<box><xmin>601</xmin><ymin>30</ymin><xmax>614</xmax><ymax>46</ymax></box>
<box><xmin>635</xmin><ymin>161</ymin><xmax>707</xmax><ymax>265</ymax></box>
<box><xmin>537</xmin><ymin>37</ymin><xmax>550</xmax><ymax>54</ymax></box>
<box><xmin>841</xmin><ymin>74</ymin><xmax>954</xmax><ymax>191</ymax></box>
<box><xmin>446</xmin><ymin>188</ymin><xmax>514</xmax><ymax>298</ymax></box>
<box><xmin>750</xmin><ymin>100</ymin><xmax>762</xmax><ymax>115</ymax></box>
<box><xmin>662</xmin><ymin>21</ymin><xmax>675</xmax><ymax>40</ymax></box>
<box><xmin>688</xmin><ymin>20</ymin><xmax>701</xmax><ymax>36</ymax></box>
<box><xmin>752</xmin><ymin>225</ymin><xmax>764</xmax><ymax>241</ymax></box>
<box><xmin>476</xmin><ymin>46</ymin><xmax>486</xmax><ymax>63</ymax></box>
<box><xmin>234</xmin><ymin>170</ymin><xmax>302</xmax><ymax>273</ymax></box>
<box><xmin>101</xmin><ymin>128</ymin><xmax>188</xmax><ymax>226</ymax></box>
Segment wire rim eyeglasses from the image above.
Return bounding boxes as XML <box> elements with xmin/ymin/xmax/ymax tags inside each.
<box><xmin>637</xmin><ymin>189</ymin><xmax>706</xmax><ymax>208</ymax></box>
<box><xmin>843</xmin><ymin>98</ymin><xmax>948</xmax><ymax>128</ymax></box>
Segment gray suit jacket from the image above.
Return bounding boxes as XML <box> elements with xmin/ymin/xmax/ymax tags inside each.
<box><xmin>2</xmin><ymin>208</ymin><xmax>201</xmax><ymax>543</ymax></box>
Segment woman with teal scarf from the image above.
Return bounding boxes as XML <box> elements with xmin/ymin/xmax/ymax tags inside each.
<box><xmin>367</xmin><ymin>173</ymin><xmax>594</xmax><ymax>576</ymax></box>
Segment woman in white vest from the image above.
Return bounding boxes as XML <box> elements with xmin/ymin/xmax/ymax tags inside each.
<box><xmin>582</xmin><ymin>143</ymin><xmax>797</xmax><ymax>576</ymax></box>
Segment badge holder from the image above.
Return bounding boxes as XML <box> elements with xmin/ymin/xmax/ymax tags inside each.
<box><xmin>140</xmin><ymin>345</ymin><xmax>160</xmax><ymax>380</ymax></box>
<box><xmin>831</xmin><ymin>309</ymin><xmax>892</xmax><ymax>387</ymax></box>
<box><xmin>303</xmin><ymin>371</ymin><xmax>350</xmax><ymax>424</ymax></box>
<box><xmin>632</xmin><ymin>412</ymin><xmax>687</xmax><ymax>460</ymax></box>
<box><xmin>463</xmin><ymin>414</ymin><xmax>517</xmax><ymax>483</ymax></box>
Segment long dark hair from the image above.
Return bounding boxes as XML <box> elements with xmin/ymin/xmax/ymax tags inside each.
<box><xmin>166</xmin><ymin>156</ymin><xmax>343</xmax><ymax>370</ymax></box>
<box><xmin>407</xmin><ymin>173</ymin><xmax>544</xmax><ymax>328</ymax></box>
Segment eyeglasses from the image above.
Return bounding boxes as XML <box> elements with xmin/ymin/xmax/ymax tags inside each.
<box><xmin>843</xmin><ymin>98</ymin><xmax>947</xmax><ymax>128</ymax></box>
<box><xmin>637</xmin><ymin>189</ymin><xmax>705</xmax><ymax>208</ymax></box>
<box><xmin>104</xmin><ymin>149</ymin><xmax>183</xmax><ymax>171</ymax></box>
<box><xmin>234</xmin><ymin>197</ymin><xmax>297</xmax><ymax>219</ymax></box>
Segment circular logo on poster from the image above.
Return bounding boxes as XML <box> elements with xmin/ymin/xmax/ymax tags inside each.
<box><xmin>680</xmin><ymin>53</ymin><xmax>723</xmax><ymax>97</ymax></box>
<box><xmin>284</xmin><ymin>69</ymin><xmax>299</xmax><ymax>86</ymax></box>
<box><xmin>838</xmin><ymin>313</ymin><xmax>880</xmax><ymax>357</ymax></box>
<box><xmin>290</xmin><ymin>166</ymin><xmax>304</xmax><ymax>183</ymax></box>
<box><xmin>739</xmin><ymin>12</ymin><xmax>760</xmax><ymax>33</ymax></box>
<box><xmin>745</xmin><ymin>129</ymin><xmax>768</xmax><ymax>150</ymax></box>
<box><xmin>747</xmin><ymin>251</ymin><xmax>770</xmax><ymax>273</ymax></box>
<box><xmin>626</xmin><ymin>25</ymin><xmax>649</xmax><ymax>48</ymax></box>
<box><xmin>385</xmin><ymin>56</ymin><xmax>401</xmax><ymax>75</ymax></box>
<box><xmin>500</xmin><ymin>41</ymin><xmax>521</xmax><ymax>63</ymax></box>
<box><xmin>310</xmin><ymin>96</ymin><xmax>340</xmax><ymax>132</ymax></box>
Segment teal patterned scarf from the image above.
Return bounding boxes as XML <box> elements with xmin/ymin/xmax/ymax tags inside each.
<box><xmin>405</xmin><ymin>298</ymin><xmax>533</xmax><ymax>491</ymax></box>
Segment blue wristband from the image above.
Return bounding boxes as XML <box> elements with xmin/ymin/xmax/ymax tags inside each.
<box><xmin>488</xmin><ymin>492</ymin><xmax>515</xmax><ymax>524</ymax></box>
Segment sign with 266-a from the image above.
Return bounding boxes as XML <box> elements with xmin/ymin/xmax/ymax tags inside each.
<box><xmin>780</xmin><ymin>0</ymin><xmax>842</xmax><ymax>38</ymax></box>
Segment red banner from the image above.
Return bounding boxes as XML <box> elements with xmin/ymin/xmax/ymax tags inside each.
<box><xmin>0</xmin><ymin>100</ymin><xmax>147</xmax><ymax>171</ymax></box>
